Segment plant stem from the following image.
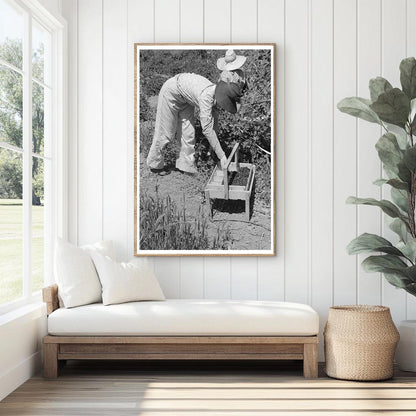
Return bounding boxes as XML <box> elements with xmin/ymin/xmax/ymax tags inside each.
<box><xmin>409</xmin><ymin>123</ymin><xmax>416</xmax><ymax>238</ymax></box>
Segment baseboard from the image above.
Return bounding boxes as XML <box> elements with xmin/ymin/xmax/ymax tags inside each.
<box><xmin>0</xmin><ymin>350</ymin><xmax>42</xmax><ymax>401</ymax></box>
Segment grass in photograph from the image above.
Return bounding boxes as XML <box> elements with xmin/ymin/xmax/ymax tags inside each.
<box><xmin>0</xmin><ymin>199</ymin><xmax>44</xmax><ymax>305</ymax></box>
<box><xmin>140</xmin><ymin>192</ymin><xmax>232</xmax><ymax>250</ymax></box>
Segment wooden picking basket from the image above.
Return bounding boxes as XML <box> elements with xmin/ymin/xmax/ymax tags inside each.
<box><xmin>204</xmin><ymin>143</ymin><xmax>255</xmax><ymax>221</ymax></box>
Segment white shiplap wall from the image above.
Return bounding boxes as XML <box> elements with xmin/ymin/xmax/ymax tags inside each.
<box><xmin>61</xmin><ymin>0</ymin><xmax>416</xmax><ymax>356</ymax></box>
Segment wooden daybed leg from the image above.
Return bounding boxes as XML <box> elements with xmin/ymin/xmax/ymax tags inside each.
<box><xmin>44</xmin><ymin>343</ymin><xmax>59</xmax><ymax>379</ymax></box>
<box><xmin>303</xmin><ymin>342</ymin><xmax>318</xmax><ymax>379</ymax></box>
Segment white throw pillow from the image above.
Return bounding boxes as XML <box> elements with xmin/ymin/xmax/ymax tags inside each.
<box><xmin>81</xmin><ymin>240</ymin><xmax>115</xmax><ymax>259</ymax></box>
<box><xmin>55</xmin><ymin>239</ymin><xmax>114</xmax><ymax>308</ymax></box>
<box><xmin>90</xmin><ymin>253</ymin><xmax>165</xmax><ymax>306</ymax></box>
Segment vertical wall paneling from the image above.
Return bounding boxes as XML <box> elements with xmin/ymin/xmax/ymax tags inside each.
<box><xmin>230</xmin><ymin>0</ymin><xmax>257</xmax><ymax>42</ymax></box>
<box><xmin>178</xmin><ymin>0</ymin><xmax>205</xmax><ymax>298</ymax></box>
<box><xmin>180</xmin><ymin>0</ymin><xmax>203</xmax><ymax>43</ymax></box>
<box><xmin>203</xmin><ymin>0</ymin><xmax>232</xmax><ymax>299</ymax></box>
<box><xmin>407</xmin><ymin>0</ymin><xmax>416</xmax><ymax>55</ymax></box>
<box><xmin>127</xmin><ymin>0</ymin><xmax>154</xmax><ymax>261</ymax></box>
<box><xmin>333</xmin><ymin>0</ymin><xmax>357</xmax><ymax>305</ymax></box>
<box><xmin>204</xmin><ymin>258</ymin><xmax>231</xmax><ymax>299</ymax></box>
<box><xmin>102</xmin><ymin>0</ymin><xmax>128</xmax><ymax>260</ymax></box>
<box><xmin>356</xmin><ymin>0</ymin><xmax>382</xmax><ymax>305</ymax></box>
<box><xmin>284</xmin><ymin>0</ymin><xmax>309</xmax><ymax>303</ymax></box>
<box><xmin>310</xmin><ymin>0</ymin><xmax>333</xmax><ymax>358</ymax></box>
<box><xmin>203</xmin><ymin>0</ymin><xmax>231</xmax><ymax>42</ymax></box>
<box><xmin>231</xmin><ymin>257</ymin><xmax>258</xmax><ymax>299</ymax></box>
<box><xmin>381</xmin><ymin>0</ymin><xmax>407</xmax><ymax>322</ymax></box>
<box><xmin>154</xmin><ymin>258</ymin><xmax>181</xmax><ymax>298</ymax></box>
<box><xmin>257</xmin><ymin>0</ymin><xmax>285</xmax><ymax>301</ymax></box>
<box><xmin>407</xmin><ymin>0</ymin><xmax>416</xmax><ymax>319</ymax></box>
<box><xmin>61</xmin><ymin>0</ymin><xmax>77</xmax><ymax>245</ymax></box>
<box><xmin>62</xmin><ymin>0</ymin><xmax>415</xmax><ymax>339</ymax></box>
<box><xmin>229</xmin><ymin>0</ymin><xmax>258</xmax><ymax>299</ymax></box>
<box><xmin>154</xmin><ymin>0</ymin><xmax>180</xmax><ymax>42</ymax></box>
<box><xmin>180</xmin><ymin>257</ymin><xmax>204</xmax><ymax>298</ymax></box>
<box><xmin>77</xmin><ymin>0</ymin><xmax>103</xmax><ymax>245</ymax></box>
<box><xmin>152</xmin><ymin>0</ymin><xmax>181</xmax><ymax>298</ymax></box>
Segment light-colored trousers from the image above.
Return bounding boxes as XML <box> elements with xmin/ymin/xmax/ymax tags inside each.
<box><xmin>146</xmin><ymin>77</ymin><xmax>197</xmax><ymax>173</ymax></box>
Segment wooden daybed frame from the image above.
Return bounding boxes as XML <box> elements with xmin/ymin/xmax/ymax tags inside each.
<box><xmin>42</xmin><ymin>285</ymin><xmax>319</xmax><ymax>379</ymax></box>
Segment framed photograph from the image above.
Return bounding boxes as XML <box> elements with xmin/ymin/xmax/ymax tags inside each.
<box><xmin>134</xmin><ymin>43</ymin><xmax>275</xmax><ymax>256</ymax></box>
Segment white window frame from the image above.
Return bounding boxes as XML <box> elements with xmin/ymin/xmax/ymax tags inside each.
<box><xmin>0</xmin><ymin>0</ymin><xmax>67</xmax><ymax>315</ymax></box>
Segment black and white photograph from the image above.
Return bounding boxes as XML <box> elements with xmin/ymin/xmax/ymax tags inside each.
<box><xmin>134</xmin><ymin>44</ymin><xmax>275</xmax><ymax>256</ymax></box>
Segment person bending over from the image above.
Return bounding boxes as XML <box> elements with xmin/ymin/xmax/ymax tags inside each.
<box><xmin>146</xmin><ymin>72</ymin><xmax>244</xmax><ymax>175</ymax></box>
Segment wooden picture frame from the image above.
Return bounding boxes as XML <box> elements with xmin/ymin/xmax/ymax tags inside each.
<box><xmin>134</xmin><ymin>44</ymin><xmax>276</xmax><ymax>256</ymax></box>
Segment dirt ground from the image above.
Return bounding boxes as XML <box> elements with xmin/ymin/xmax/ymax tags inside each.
<box><xmin>139</xmin><ymin>153</ymin><xmax>272</xmax><ymax>250</ymax></box>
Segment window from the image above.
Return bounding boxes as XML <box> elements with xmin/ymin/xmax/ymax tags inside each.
<box><xmin>0</xmin><ymin>0</ymin><xmax>66</xmax><ymax>312</ymax></box>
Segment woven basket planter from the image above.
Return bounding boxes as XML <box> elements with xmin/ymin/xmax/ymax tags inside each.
<box><xmin>324</xmin><ymin>305</ymin><xmax>399</xmax><ymax>381</ymax></box>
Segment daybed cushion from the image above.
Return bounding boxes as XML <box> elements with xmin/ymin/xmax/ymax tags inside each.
<box><xmin>47</xmin><ymin>299</ymin><xmax>319</xmax><ymax>336</ymax></box>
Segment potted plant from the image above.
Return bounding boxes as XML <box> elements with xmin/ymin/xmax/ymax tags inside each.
<box><xmin>337</xmin><ymin>57</ymin><xmax>416</xmax><ymax>372</ymax></box>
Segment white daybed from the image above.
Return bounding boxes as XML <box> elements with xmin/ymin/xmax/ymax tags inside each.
<box><xmin>43</xmin><ymin>285</ymin><xmax>319</xmax><ymax>379</ymax></box>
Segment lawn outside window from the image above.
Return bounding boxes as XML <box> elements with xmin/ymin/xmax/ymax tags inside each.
<box><xmin>0</xmin><ymin>0</ymin><xmax>67</xmax><ymax>314</ymax></box>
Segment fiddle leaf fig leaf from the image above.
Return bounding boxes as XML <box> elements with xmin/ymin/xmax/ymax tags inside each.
<box><xmin>387</xmin><ymin>178</ymin><xmax>410</xmax><ymax>191</ymax></box>
<box><xmin>402</xmin><ymin>265</ymin><xmax>416</xmax><ymax>282</ymax></box>
<box><xmin>403</xmin><ymin>146</ymin><xmax>416</xmax><ymax>172</ymax></box>
<box><xmin>384</xmin><ymin>166</ymin><xmax>400</xmax><ymax>180</ymax></box>
<box><xmin>347</xmin><ymin>233</ymin><xmax>403</xmax><ymax>256</ymax></box>
<box><xmin>383</xmin><ymin>272</ymin><xmax>412</xmax><ymax>288</ymax></box>
<box><xmin>373</xmin><ymin>178</ymin><xmax>388</xmax><ymax>186</ymax></box>
<box><xmin>337</xmin><ymin>97</ymin><xmax>382</xmax><ymax>125</ymax></box>
<box><xmin>361</xmin><ymin>255</ymin><xmax>416</xmax><ymax>288</ymax></box>
<box><xmin>362</xmin><ymin>254</ymin><xmax>408</xmax><ymax>272</ymax></box>
<box><xmin>391</xmin><ymin>187</ymin><xmax>410</xmax><ymax>213</ymax></box>
<box><xmin>389</xmin><ymin>217</ymin><xmax>410</xmax><ymax>241</ymax></box>
<box><xmin>395</xmin><ymin>130</ymin><xmax>410</xmax><ymax>150</ymax></box>
<box><xmin>346</xmin><ymin>196</ymin><xmax>406</xmax><ymax>219</ymax></box>
<box><xmin>411</xmin><ymin>99</ymin><xmax>416</xmax><ymax>133</ymax></box>
<box><xmin>397</xmin><ymin>240</ymin><xmax>416</xmax><ymax>264</ymax></box>
<box><xmin>398</xmin><ymin>161</ymin><xmax>412</xmax><ymax>185</ymax></box>
<box><xmin>404</xmin><ymin>283</ymin><xmax>416</xmax><ymax>296</ymax></box>
<box><xmin>375</xmin><ymin>132</ymin><xmax>404</xmax><ymax>173</ymax></box>
<box><xmin>400</xmin><ymin>57</ymin><xmax>416</xmax><ymax>100</ymax></box>
<box><xmin>372</xmin><ymin>178</ymin><xmax>409</xmax><ymax>191</ymax></box>
<box><xmin>410</xmin><ymin>98</ymin><xmax>416</xmax><ymax>124</ymax></box>
<box><xmin>369</xmin><ymin>77</ymin><xmax>393</xmax><ymax>102</ymax></box>
<box><xmin>370</xmin><ymin>88</ymin><xmax>410</xmax><ymax>127</ymax></box>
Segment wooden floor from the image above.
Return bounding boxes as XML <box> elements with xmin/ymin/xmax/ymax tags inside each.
<box><xmin>1</xmin><ymin>360</ymin><xmax>416</xmax><ymax>415</ymax></box>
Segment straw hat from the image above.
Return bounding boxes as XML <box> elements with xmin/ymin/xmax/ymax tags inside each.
<box><xmin>217</xmin><ymin>49</ymin><xmax>247</xmax><ymax>71</ymax></box>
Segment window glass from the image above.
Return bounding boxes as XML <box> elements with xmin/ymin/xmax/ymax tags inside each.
<box><xmin>32</xmin><ymin>156</ymin><xmax>44</xmax><ymax>293</ymax></box>
<box><xmin>32</xmin><ymin>20</ymin><xmax>51</xmax><ymax>85</ymax></box>
<box><xmin>32</xmin><ymin>81</ymin><xmax>45</xmax><ymax>155</ymax></box>
<box><xmin>0</xmin><ymin>147</ymin><xmax>23</xmax><ymax>304</ymax></box>
<box><xmin>0</xmin><ymin>65</ymin><xmax>23</xmax><ymax>148</ymax></box>
<box><xmin>0</xmin><ymin>1</ymin><xmax>57</xmax><ymax>311</ymax></box>
<box><xmin>0</xmin><ymin>0</ymin><xmax>24</xmax><ymax>69</ymax></box>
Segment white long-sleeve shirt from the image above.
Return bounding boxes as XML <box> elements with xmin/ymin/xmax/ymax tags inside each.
<box><xmin>176</xmin><ymin>73</ymin><xmax>225</xmax><ymax>160</ymax></box>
